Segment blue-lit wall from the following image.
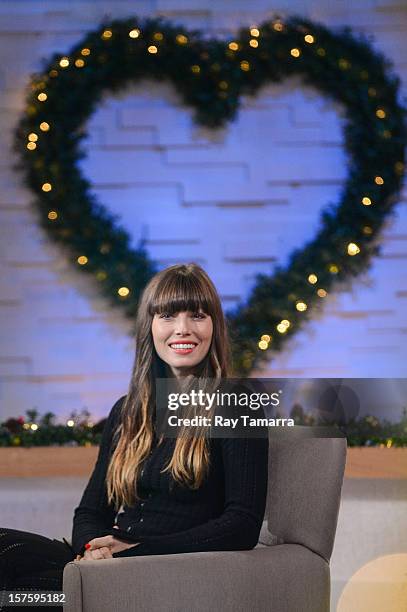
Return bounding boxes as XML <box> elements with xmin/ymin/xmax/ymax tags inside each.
<box><xmin>0</xmin><ymin>0</ymin><xmax>406</xmax><ymax>422</ymax></box>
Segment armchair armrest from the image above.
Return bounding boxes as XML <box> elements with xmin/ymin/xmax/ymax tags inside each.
<box><xmin>63</xmin><ymin>544</ymin><xmax>329</xmax><ymax>612</ymax></box>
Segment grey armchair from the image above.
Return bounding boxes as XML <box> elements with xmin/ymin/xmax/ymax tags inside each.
<box><xmin>63</xmin><ymin>433</ymin><xmax>346</xmax><ymax>612</ymax></box>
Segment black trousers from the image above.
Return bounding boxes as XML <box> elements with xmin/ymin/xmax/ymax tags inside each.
<box><xmin>0</xmin><ymin>528</ymin><xmax>76</xmax><ymax>612</ymax></box>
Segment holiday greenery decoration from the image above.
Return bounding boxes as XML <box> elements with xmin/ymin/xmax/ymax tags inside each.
<box><xmin>1</xmin><ymin>407</ymin><xmax>406</xmax><ymax>448</ymax></box>
<box><xmin>14</xmin><ymin>15</ymin><xmax>406</xmax><ymax>374</ymax></box>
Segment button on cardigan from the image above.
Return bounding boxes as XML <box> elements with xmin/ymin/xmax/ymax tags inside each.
<box><xmin>71</xmin><ymin>395</ymin><xmax>268</xmax><ymax>557</ymax></box>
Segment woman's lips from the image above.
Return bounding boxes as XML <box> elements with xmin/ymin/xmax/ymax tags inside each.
<box><xmin>168</xmin><ymin>343</ymin><xmax>198</xmax><ymax>355</ymax></box>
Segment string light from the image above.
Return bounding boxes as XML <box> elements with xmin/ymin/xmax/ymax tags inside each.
<box><xmin>273</xmin><ymin>21</ymin><xmax>284</xmax><ymax>31</ymax></box>
<box><xmin>317</xmin><ymin>288</ymin><xmax>327</xmax><ymax>297</ymax></box>
<box><xmin>329</xmin><ymin>264</ymin><xmax>339</xmax><ymax>274</ymax></box>
<box><xmin>191</xmin><ymin>65</ymin><xmax>200</xmax><ymax>73</ymax></box>
<box><xmin>176</xmin><ymin>34</ymin><xmax>188</xmax><ymax>44</ymax></box>
<box><xmin>48</xmin><ymin>210</ymin><xmax>58</xmax><ymax>220</ymax></box>
<box><xmin>316</xmin><ymin>47</ymin><xmax>326</xmax><ymax>56</ymax></box>
<box><xmin>59</xmin><ymin>57</ymin><xmax>69</xmax><ymax>68</ymax></box>
<box><xmin>129</xmin><ymin>29</ymin><xmax>140</xmax><ymax>38</ymax></box>
<box><xmin>362</xmin><ymin>196</ymin><xmax>372</xmax><ymax>206</ymax></box>
<box><xmin>250</xmin><ymin>28</ymin><xmax>260</xmax><ymax>37</ymax></box>
<box><xmin>258</xmin><ymin>340</ymin><xmax>268</xmax><ymax>350</ymax></box>
<box><xmin>240</xmin><ymin>60</ymin><xmax>250</xmax><ymax>71</ymax></box>
<box><xmin>296</xmin><ymin>301</ymin><xmax>307</xmax><ymax>312</ymax></box>
<box><xmin>28</xmin><ymin>133</ymin><xmax>38</xmax><ymax>142</ymax></box>
<box><xmin>375</xmin><ymin>176</ymin><xmax>384</xmax><ymax>185</ymax></box>
<box><xmin>228</xmin><ymin>42</ymin><xmax>239</xmax><ymax>51</ymax></box>
<box><xmin>277</xmin><ymin>320</ymin><xmax>290</xmax><ymax>333</ymax></box>
<box><xmin>308</xmin><ymin>274</ymin><xmax>318</xmax><ymax>284</ymax></box>
<box><xmin>27</xmin><ymin>142</ymin><xmax>36</xmax><ymax>150</ymax></box>
<box><xmin>304</xmin><ymin>34</ymin><xmax>315</xmax><ymax>43</ymax></box>
<box><xmin>39</xmin><ymin>122</ymin><xmax>50</xmax><ymax>131</ymax></box>
<box><xmin>102</xmin><ymin>30</ymin><xmax>112</xmax><ymax>39</ymax></box>
<box><xmin>81</xmin><ymin>48</ymin><xmax>91</xmax><ymax>56</ymax></box>
<box><xmin>42</xmin><ymin>182</ymin><xmax>52</xmax><ymax>192</ymax></box>
<box><xmin>75</xmin><ymin>59</ymin><xmax>85</xmax><ymax>68</ymax></box>
<box><xmin>338</xmin><ymin>58</ymin><xmax>350</xmax><ymax>70</ymax></box>
<box><xmin>67</xmin><ymin>420</ymin><xmax>74</xmax><ymax>427</ymax></box>
<box><xmin>153</xmin><ymin>32</ymin><xmax>164</xmax><ymax>41</ymax></box>
<box><xmin>363</xmin><ymin>226</ymin><xmax>373</xmax><ymax>235</ymax></box>
<box><xmin>376</xmin><ymin>108</ymin><xmax>386</xmax><ymax>119</ymax></box>
<box><xmin>118</xmin><ymin>286</ymin><xmax>130</xmax><ymax>297</ymax></box>
<box><xmin>347</xmin><ymin>242</ymin><xmax>360</xmax><ymax>256</ymax></box>
<box><xmin>290</xmin><ymin>48</ymin><xmax>301</xmax><ymax>57</ymax></box>
<box><xmin>37</xmin><ymin>92</ymin><xmax>47</xmax><ymax>102</ymax></box>
<box><xmin>30</xmin><ymin>423</ymin><xmax>38</xmax><ymax>431</ymax></box>
<box><xmin>77</xmin><ymin>255</ymin><xmax>88</xmax><ymax>265</ymax></box>
<box><xmin>148</xmin><ymin>45</ymin><xmax>158</xmax><ymax>54</ymax></box>
<box><xmin>261</xmin><ymin>334</ymin><xmax>271</xmax><ymax>342</ymax></box>
<box><xmin>249</xmin><ymin>39</ymin><xmax>259</xmax><ymax>48</ymax></box>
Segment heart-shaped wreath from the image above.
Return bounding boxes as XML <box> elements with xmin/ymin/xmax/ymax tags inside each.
<box><xmin>15</xmin><ymin>15</ymin><xmax>405</xmax><ymax>374</ymax></box>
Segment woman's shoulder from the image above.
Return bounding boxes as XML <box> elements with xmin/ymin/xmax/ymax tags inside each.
<box><xmin>106</xmin><ymin>394</ymin><xmax>127</xmax><ymax>428</ymax></box>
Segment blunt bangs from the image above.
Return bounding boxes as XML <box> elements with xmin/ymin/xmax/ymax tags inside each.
<box><xmin>148</xmin><ymin>272</ymin><xmax>212</xmax><ymax>317</ymax></box>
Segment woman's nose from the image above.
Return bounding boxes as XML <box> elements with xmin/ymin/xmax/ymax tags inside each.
<box><xmin>174</xmin><ymin>314</ymin><xmax>191</xmax><ymax>335</ymax></box>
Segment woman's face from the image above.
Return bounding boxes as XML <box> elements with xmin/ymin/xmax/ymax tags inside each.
<box><xmin>151</xmin><ymin>310</ymin><xmax>213</xmax><ymax>378</ymax></box>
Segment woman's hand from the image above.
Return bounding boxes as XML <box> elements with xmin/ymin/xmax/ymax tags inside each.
<box><xmin>76</xmin><ymin>526</ymin><xmax>140</xmax><ymax>561</ymax></box>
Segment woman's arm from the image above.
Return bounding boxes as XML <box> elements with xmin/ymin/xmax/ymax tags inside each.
<box><xmin>112</xmin><ymin>435</ymin><xmax>269</xmax><ymax>557</ymax></box>
<box><xmin>71</xmin><ymin>395</ymin><xmax>125</xmax><ymax>556</ymax></box>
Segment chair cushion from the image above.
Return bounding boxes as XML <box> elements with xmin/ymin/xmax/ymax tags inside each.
<box><xmin>258</xmin><ymin>520</ymin><xmax>284</xmax><ymax>546</ymax></box>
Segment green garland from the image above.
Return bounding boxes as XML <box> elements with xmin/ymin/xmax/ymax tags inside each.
<box><xmin>1</xmin><ymin>408</ymin><xmax>406</xmax><ymax>447</ymax></box>
<box><xmin>14</xmin><ymin>15</ymin><xmax>406</xmax><ymax>374</ymax></box>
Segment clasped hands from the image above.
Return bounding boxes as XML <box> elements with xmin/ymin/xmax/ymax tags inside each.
<box><xmin>75</xmin><ymin>525</ymin><xmax>140</xmax><ymax>561</ymax></box>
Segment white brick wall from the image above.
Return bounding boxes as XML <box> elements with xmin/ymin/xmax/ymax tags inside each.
<box><xmin>0</xmin><ymin>0</ymin><xmax>406</xmax><ymax>422</ymax></box>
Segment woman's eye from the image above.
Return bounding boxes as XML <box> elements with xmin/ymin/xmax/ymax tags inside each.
<box><xmin>159</xmin><ymin>313</ymin><xmax>172</xmax><ymax>319</ymax></box>
<box><xmin>193</xmin><ymin>312</ymin><xmax>205</xmax><ymax>319</ymax></box>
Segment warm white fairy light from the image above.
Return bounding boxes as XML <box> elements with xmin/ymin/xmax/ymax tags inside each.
<box><xmin>347</xmin><ymin>242</ymin><xmax>360</xmax><ymax>256</ymax></box>
<box><xmin>118</xmin><ymin>286</ymin><xmax>130</xmax><ymax>297</ymax></box>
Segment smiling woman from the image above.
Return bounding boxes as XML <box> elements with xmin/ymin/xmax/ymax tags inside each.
<box><xmin>152</xmin><ymin>310</ymin><xmax>214</xmax><ymax>377</ymax></box>
<box><xmin>0</xmin><ymin>263</ymin><xmax>268</xmax><ymax>610</ymax></box>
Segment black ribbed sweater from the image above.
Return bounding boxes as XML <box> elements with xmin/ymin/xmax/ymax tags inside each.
<box><xmin>71</xmin><ymin>395</ymin><xmax>268</xmax><ymax>557</ymax></box>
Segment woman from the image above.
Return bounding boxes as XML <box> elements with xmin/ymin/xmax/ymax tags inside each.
<box><xmin>0</xmin><ymin>263</ymin><xmax>268</xmax><ymax>608</ymax></box>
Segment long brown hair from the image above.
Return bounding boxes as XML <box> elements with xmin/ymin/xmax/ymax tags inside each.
<box><xmin>106</xmin><ymin>263</ymin><xmax>231</xmax><ymax>511</ymax></box>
